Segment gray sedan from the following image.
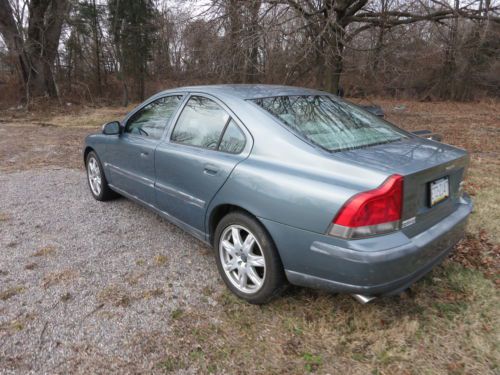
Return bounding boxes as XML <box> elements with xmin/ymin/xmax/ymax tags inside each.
<box><xmin>83</xmin><ymin>85</ymin><xmax>473</xmax><ymax>304</ymax></box>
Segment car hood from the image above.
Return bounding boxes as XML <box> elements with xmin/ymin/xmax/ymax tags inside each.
<box><xmin>332</xmin><ymin>137</ymin><xmax>468</xmax><ymax>176</ymax></box>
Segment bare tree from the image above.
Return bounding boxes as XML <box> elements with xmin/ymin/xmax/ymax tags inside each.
<box><xmin>1</xmin><ymin>0</ymin><xmax>499</xmax><ymax>104</ymax></box>
<box><xmin>0</xmin><ymin>0</ymin><xmax>70</xmax><ymax>100</ymax></box>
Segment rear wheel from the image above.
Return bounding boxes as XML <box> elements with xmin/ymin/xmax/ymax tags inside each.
<box><xmin>214</xmin><ymin>211</ymin><xmax>286</xmax><ymax>304</ymax></box>
<box><xmin>86</xmin><ymin>151</ymin><xmax>117</xmax><ymax>201</ymax></box>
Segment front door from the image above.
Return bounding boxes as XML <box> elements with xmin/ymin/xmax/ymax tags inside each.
<box><xmin>105</xmin><ymin>94</ymin><xmax>184</xmax><ymax>204</ymax></box>
<box><xmin>155</xmin><ymin>95</ymin><xmax>250</xmax><ymax>232</ymax></box>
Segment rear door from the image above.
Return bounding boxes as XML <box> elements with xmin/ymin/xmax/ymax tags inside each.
<box><xmin>154</xmin><ymin>94</ymin><xmax>251</xmax><ymax>232</ymax></box>
<box><xmin>105</xmin><ymin>95</ymin><xmax>184</xmax><ymax>204</ymax></box>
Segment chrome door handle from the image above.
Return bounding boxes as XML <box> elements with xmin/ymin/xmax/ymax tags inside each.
<box><xmin>140</xmin><ymin>152</ymin><xmax>149</xmax><ymax>158</ymax></box>
<box><xmin>204</xmin><ymin>164</ymin><xmax>219</xmax><ymax>175</ymax></box>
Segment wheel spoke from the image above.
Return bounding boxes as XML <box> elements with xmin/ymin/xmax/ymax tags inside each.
<box><xmin>246</xmin><ymin>266</ymin><xmax>262</xmax><ymax>288</ymax></box>
<box><xmin>231</xmin><ymin>227</ymin><xmax>242</xmax><ymax>249</ymax></box>
<box><xmin>238</xmin><ymin>268</ymin><xmax>248</xmax><ymax>288</ymax></box>
<box><xmin>224</xmin><ymin>258</ymin><xmax>238</xmax><ymax>272</ymax></box>
<box><xmin>247</xmin><ymin>254</ymin><xmax>265</xmax><ymax>268</ymax></box>
<box><xmin>242</xmin><ymin>234</ymin><xmax>255</xmax><ymax>254</ymax></box>
<box><xmin>222</xmin><ymin>240</ymin><xmax>236</xmax><ymax>256</ymax></box>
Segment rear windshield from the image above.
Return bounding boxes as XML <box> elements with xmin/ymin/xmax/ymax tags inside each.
<box><xmin>250</xmin><ymin>95</ymin><xmax>407</xmax><ymax>152</ymax></box>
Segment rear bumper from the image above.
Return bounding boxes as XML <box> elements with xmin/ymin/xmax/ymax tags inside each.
<box><xmin>261</xmin><ymin>194</ymin><xmax>472</xmax><ymax>296</ymax></box>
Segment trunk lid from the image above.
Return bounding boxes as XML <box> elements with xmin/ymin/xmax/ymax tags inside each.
<box><xmin>334</xmin><ymin>137</ymin><xmax>469</xmax><ymax>237</ymax></box>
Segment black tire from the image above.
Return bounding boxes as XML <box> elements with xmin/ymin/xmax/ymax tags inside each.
<box><xmin>214</xmin><ymin>211</ymin><xmax>287</xmax><ymax>304</ymax></box>
<box><xmin>85</xmin><ymin>151</ymin><xmax>118</xmax><ymax>201</ymax></box>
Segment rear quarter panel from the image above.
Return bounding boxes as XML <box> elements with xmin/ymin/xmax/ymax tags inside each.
<box><xmin>206</xmin><ymin>155</ymin><xmax>388</xmax><ymax>235</ymax></box>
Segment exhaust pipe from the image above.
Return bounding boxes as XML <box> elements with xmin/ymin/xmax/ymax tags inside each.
<box><xmin>351</xmin><ymin>294</ymin><xmax>376</xmax><ymax>304</ymax></box>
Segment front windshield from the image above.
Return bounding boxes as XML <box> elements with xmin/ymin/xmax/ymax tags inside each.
<box><xmin>251</xmin><ymin>95</ymin><xmax>407</xmax><ymax>152</ymax></box>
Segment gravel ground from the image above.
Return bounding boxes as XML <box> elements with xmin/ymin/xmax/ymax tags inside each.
<box><xmin>0</xmin><ymin>168</ymin><xmax>221</xmax><ymax>374</ymax></box>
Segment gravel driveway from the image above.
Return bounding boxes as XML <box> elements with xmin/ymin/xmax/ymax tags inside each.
<box><xmin>0</xmin><ymin>168</ymin><xmax>220</xmax><ymax>374</ymax></box>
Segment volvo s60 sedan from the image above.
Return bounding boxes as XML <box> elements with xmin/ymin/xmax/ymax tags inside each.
<box><xmin>83</xmin><ymin>85</ymin><xmax>473</xmax><ymax>304</ymax></box>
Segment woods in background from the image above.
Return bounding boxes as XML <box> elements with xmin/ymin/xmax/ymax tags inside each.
<box><xmin>0</xmin><ymin>0</ymin><xmax>499</xmax><ymax>107</ymax></box>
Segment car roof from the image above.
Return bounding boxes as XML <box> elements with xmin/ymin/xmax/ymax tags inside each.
<box><xmin>158</xmin><ymin>84</ymin><xmax>328</xmax><ymax>100</ymax></box>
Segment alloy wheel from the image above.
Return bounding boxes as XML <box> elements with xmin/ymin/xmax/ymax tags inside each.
<box><xmin>87</xmin><ymin>157</ymin><xmax>102</xmax><ymax>196</ymax></box>
<box><xmin>219</xmin><ymin>225</ymin><xmax>266</xmax><ymax>294</ymax></box>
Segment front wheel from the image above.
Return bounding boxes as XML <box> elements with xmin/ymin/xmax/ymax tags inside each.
<box><xmin>86</xmin><ymin>151</ymin><xmax>117</xmax><ymax>201</ymax></box>
<box><xmin>214</xmin><ymin>212</ymin><xmax>286</xmax><ymax>304</ymax></box>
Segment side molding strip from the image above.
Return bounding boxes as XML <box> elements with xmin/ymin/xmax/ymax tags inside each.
<box><xmin>156</xmin><ymin>182</ymin><xmax>206</xmax><ymax>208</ymax></box>
<box><xmin>105</xmin><ymin>162</ymin><xmax>155</xmax><ymax>188</ymax></box>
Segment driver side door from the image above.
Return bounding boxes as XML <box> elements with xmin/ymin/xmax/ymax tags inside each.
<box><xmin>105</xmin><ymin>94</ymin><xmax>184</xmax><ymax>204</ymax></box>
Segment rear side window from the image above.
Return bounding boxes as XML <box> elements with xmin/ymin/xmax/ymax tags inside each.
<box><xmin>125</xmin><ymin>95</ymin><xmax>183</xmax><ymax>139</ymax></box>
<box><xmin>251</xmin><ymin>95</ymin><xmax>406</xmax><ymax>152</ymax></box>
<box><xmin>171</xmin><ymin>96</ymin><xmax>229</xmax><ymax>150</ymax></box>
<box><xmin>219</xmin><ymin>120</ymin><xmax>245</xmax><ymax>154</ymax></box>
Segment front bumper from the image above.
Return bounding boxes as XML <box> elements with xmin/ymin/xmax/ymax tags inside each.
<box><xmin>260</xmin><ymin>194</ymin><xmax>473</xmax><ymax>296</ymax></box>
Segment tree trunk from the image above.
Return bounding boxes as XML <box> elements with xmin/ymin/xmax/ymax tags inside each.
<box><xmin>0</xmin><ymin>0</ymin><xmax>29</xmax><ymax>92</ymax></box>
<box><xmin>372</xmin><ymin>0</ymin><xmax>388</xmax><ymax>74</ymax></box>
<box><xmin>91</xmin><ymin>0</ymin><xmax>102</xmax><ymax>95</ymax></box>
<box><xmin>245</xmin><ymin>0</ymin><xmax>261</xmax><ymax>83</ymax></box>
<box><xmin>439</xmin><ymin>0</ymin><xmax>460</xmax><ymax>99</ymax></box>
<box><xmin>0</xmin><ymin>0</ymin><xmax>70</xmax><ymax>100</ymax></box>
<box><xmin>326</xmin><ymin>51</ymin><xmax>343</xmax><ymax>94</ymax></box>
<box><xmin>325</xmin><ymin>28</ymin><xmax>345</xmax><ymax>94</ymax></box>
<box><xmin>314</xmin><ymin>40</ymin><xmax>325</xmax><ymax>89</ymax></box>
<box><xmin>454</xmin><ymin>0</ymin><xmax>491</xmax><ymax>100</ymax></box>
<box><xmin>122</xmin><ymin>81</ymin><xmax>129</xmax><ymax>107</ymax></box>
<box><xmin>228</xmin><ymin>0</ymin><xmax>243</xmax><ymax>82</ymax></box>
<box><xmin>138</xmin><ymin>59</ymin><xmax>146</xmax><ymax>101</ymax></box>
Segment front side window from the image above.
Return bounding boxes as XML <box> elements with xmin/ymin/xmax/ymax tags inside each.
<box><xmin>126</xmin><ymin>95</ymin><xmax>183</xmax><ymax>139</ymax></box>
<box><xmin>171</xmin><ymin>96</ymin><xmax>230</xmax><ymax>150</ymax></box>
<box><xmin>251</xmin><ymin>95</ymin><xmax>406</xmax><ymax>152</ymax></box>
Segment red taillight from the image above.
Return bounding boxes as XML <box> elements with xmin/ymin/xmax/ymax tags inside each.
<box><xmin>330</xmin><ymin>175</ymin><xmax>403</xmax><ymax>238</ymax></box>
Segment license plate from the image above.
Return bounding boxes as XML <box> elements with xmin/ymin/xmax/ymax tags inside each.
<box><xmin>429</xmin><ymin>177</ymin><xmax>449</xmax><ymax>206</ymax></box>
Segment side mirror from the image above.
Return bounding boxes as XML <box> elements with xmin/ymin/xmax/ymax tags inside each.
<box><xmin>102</xmin><ymin>121</ymin><xmax>121</xmax><ymax>135</ymax></box>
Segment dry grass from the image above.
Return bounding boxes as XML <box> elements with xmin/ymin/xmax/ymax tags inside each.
<box><xmin>41</xmin><ymin>269</ymin><xmax>78</xmax><ymax>289</ymax></box>
<box><xmin>0</xmin><ymin>318</ymin><xmax>27</xmax><ymax>334</ymax></box>
<box><xmin>47</xmin><ymin>106</ymin><xmax>133</xmax><ymax>128</ymax></box>
<box><xmin>142</xmin><ymin>288</ymin><xmax>164</xmax><ymax>300</ymax></box>
<box><xmin>0</xmin><ymin>286</ymin><xmax>25</xmax><ymax>301</ymax></box>
<box><xmin>0</xmin><ymin>105</ymin><xmax>133</xmax><ymax>172</ymax></box>
<box><xmin>466</xmin><ymin>158</ymin><xmax>500</xmax><ymax>243</ymax></box>
<box><xmin>97</xmin><ymin>285</ymin><xmax>132</xmax><ymax>308</ymax></box>
<box><xmin>154</xmin><ymin>254</ymin><xmax>168</xmax><ymax>266</ymax></box>
<box><xmin>452</xmin><ymin>231</ymin><xmax>499</xmax><ymax>281</ymax></box>
<box><xmin>32</xmin><ymin>245</ymin><xmax>56</xmax><ymax>257</ymax></box>
<box><xmin>160</xmin><ymin>264</ymin><xmax>498</xmax><ymax>374</ymax></box>
<box><xmin>0</xmin><ymin>105</ymin><xmax>134</xmax><ymax>129</ymax></box>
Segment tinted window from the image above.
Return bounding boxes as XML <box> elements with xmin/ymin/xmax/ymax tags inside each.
<box><xmin>219</xmin><ymin>120</ymin><xmax>245</xmax><ymax>153</ymax></box>
<box><xmin>126</xmin><ymin>95</ymin><xmax>183</xmax><ymax>139</ymax></box>
<box><xmin>171</xmin><ymin>96</ymin><xmax>230</xmax><ymax>150</ymax></box>
<box><xmin>251</xmin><ymin>96</ymin><xmax>406</xmax><ymax>152</ymax></box>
